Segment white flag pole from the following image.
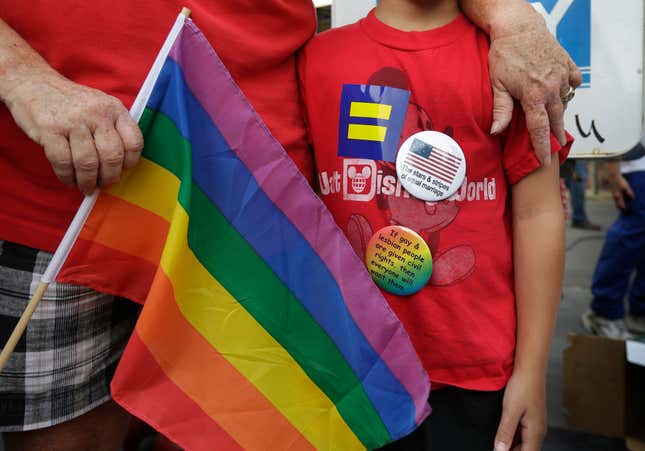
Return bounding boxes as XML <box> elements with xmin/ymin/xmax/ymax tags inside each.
<box><xmin>0</xmin><ymin>7</ymin><xmax>191</xmax><ymax>373</ymax></box>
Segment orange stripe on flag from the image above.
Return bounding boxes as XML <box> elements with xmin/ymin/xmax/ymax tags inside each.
<box><xmin>135</xmin><ymin>270</ymin><xmax>316</xmax><ymax>451</ymax></box>
<box><xmin>79</xmin><ymin>193</ymin><xmax>169</xmax><ymax>266</ymax></box>
<box><xmin>112</xmin><ymin>332</ymin><xmax>245</xmax><ymax>451</ymax></box>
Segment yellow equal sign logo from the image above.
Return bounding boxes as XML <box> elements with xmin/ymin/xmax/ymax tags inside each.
<box><xmin>347</xmin><ymin>102</ymin><xmax>393</xmax><ymax>142</ymax></box>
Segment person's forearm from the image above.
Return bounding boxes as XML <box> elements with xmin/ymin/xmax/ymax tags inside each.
<box><xmin>459</xmin><ymin>0</ymin><xmax>542</xmax><ymax>38</ymax></box>
<box><xmin>0</xmin><ymin>18</ymin><xmax>57</xmax><ymax>105</ymax></box>
<box><xmin>512</xmin><ymin>201</ymin><xmax>564</xmax><ymax>375</ymax></box>
<box><xmin>497</xmin><ymin>162</ymin><xmax>565</xmax><ymax>451</ymax></box>
<box><xmin>0</xmin><ymin>17</ymin><xmax>144</xmax><ymax>193</ymax></box>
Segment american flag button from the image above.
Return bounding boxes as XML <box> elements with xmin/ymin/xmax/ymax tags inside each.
<box><xmin>395</xmin><ymin>131</ymin><xmax>466</xmax><ymax>202</ymax></box>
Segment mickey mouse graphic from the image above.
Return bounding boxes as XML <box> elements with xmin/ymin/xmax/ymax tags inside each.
<box><xmin>346</xmin><ymin>67</ymin><xmax>475</xmax><ymax>287</ymax></box>
<box><xmin>347</xmin><ymin>165</ymin><xmax>372</xmax><ymax>194</ymax></box>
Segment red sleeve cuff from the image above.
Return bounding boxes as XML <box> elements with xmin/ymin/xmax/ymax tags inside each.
<box><xmin>505</xmin><ymin>132</ymin><xmax>573</xmax><ymax>186</ymax></box>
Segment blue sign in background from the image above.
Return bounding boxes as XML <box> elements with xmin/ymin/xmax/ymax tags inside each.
<box><xmin>530</xmin><ymin>0</ymin><xmax>591</xmax><ymax>88</ymax></box>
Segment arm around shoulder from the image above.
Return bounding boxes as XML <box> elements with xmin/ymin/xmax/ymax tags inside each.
<box><xmin>459</xmin><ymin>0</ymin><xmax>582</xmax><ymax>166</ymax></box>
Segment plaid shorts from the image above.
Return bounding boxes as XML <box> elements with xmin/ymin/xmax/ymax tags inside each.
<box><xmin>0</xmin><ymin>240</ymin><xmax>140</xmax><ymax>432</ymax></box>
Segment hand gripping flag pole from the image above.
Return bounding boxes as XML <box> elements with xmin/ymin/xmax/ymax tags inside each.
<box><xmin>0</xmin><ymin>7</ymin><xmax>192</xmax><ymax>373</ymax></box>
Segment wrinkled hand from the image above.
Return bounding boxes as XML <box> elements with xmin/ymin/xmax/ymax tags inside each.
<box><xmin>494</xmin><ymin>371</ymin><xmax>547</xmax><ymax>451</ymax></box>
<box><xmin>608</xmin><ymin>162</ymin><xmax>635</xmax><ymax>210</ymax></box>
<box><xmin>488</xmin><ymin>6</ymin><xmax>582</xmax><ymax>165</ymax></box>
<box><xmin>4</xmin><ymin>71</ymin><xmax>143</xmax><ymax>194</ymax></box>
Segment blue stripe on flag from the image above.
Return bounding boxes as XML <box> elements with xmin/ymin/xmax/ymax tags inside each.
<box><xmin>145</xmin><ymin>57</ymin><xmax>416</xmax><ymax>437</ymax></box>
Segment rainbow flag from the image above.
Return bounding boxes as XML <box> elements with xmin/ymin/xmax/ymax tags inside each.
<box><xmin>58</xmin><ymin>15</ymin><xmax>430</xmax><ymax>451</ymax></box>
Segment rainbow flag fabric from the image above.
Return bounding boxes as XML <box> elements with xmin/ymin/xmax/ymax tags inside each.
<box><xmin>58</xmin><ymin>17</ymin><xmax>430</xmax><ymax>451</ymax></box>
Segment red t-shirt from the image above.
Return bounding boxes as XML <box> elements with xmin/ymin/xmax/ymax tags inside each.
<box><xmin>298</xmin><ymin>11</ymin><xmax>570</xmax><ymax>390</ymax></box>
<box><xmin>0</xmin><ymin>0</ymin><xmax>316</xmax><ymax>252</ymax></box>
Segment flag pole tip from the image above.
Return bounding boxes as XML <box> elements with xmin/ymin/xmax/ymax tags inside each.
<box><xmin>181</xmin><ymin>7</ymin><xmax>192</xmax><ymax>18</ymax></box>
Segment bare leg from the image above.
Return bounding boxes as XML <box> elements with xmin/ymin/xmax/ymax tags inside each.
<box><xmin>4</xmin><ymin>400</ymin><xmax>130</xmax><ymax>451</ymax></box>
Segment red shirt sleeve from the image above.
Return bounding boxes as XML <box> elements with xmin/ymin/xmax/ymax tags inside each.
<box><xmin>502</xmin><ymin>107</ymin><xmax>573</xmax><ymax>185</ymax></box>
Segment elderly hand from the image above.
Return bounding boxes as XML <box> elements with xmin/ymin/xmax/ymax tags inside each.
<box><xmin>488</xmin><ymin>3</ymin><xmax>582</xmax><ymax>165</ymax></box>
<box><xmin>3</xmin><ymin>69</ymin><xmax>143</xmax><ymax>195</ymax></box>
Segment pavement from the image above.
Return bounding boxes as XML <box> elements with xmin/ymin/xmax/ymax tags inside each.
<box><xmin>0</xmin><ymin>194</ymin><xmax>633</xmax><ymax>450</ymax></box>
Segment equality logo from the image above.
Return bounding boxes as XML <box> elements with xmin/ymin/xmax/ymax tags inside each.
<box><xmin>338</xmin><ymin>84</ymin><xmax>410</xmax><ymax>161</ymax></box>
<box><xmin>530</xmin><ymin>0</ymin><xmax>591</xmax><ymax>88</ymax></box>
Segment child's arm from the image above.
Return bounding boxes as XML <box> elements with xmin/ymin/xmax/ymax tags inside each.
<box><xmin>494</xmin><ymin>158</ymin><xmax>565</xmax><ymax>451</ymax></box>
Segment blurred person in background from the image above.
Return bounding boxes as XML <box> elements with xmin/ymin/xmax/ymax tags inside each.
<box><xmin>582</xmin><ymin>132</ymin><xmax>645</xmax><ymax>339</ymax></box>
<box><xmin>562</xmin><ymin>159</ymin><xmax>602</xmax><ymax>230</ymax></box>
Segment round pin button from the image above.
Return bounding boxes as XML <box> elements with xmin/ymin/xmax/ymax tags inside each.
<box><xmin>365</xmin><ymin>226</ymin><xmax>432</xmax><ymax>296</ymax></box>
<box><xmin>396</xmin><ymin>131</ymin><xmax>466</xmax><ymax>202</ymax></box>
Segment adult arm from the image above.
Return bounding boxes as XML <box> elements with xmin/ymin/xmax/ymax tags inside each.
<box><xmin>494</xmin><ymin>159</ymin><xmax>565</xmax><ymax>451</ymax></box>
<box><xmin>0</xmin><ymin>18</ymin><xmax>143</xmax><ymax>194</ymax></box>
<box><xmin>460</xmin><ymin>0</ymin><xmax>582</xmax><ymax>165</ymax></box>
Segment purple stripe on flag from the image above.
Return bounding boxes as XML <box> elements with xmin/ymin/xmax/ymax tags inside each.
<box><xmin>169</xmin><ymin>21</ymin><xmax>430</xmax><ymax>425</ymax></box>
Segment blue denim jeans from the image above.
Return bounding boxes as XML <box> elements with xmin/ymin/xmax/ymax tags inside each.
<box><xmin>564</xmin><ymin>161</ymin><xmax>589</xmax><ymax>223</ymax></box>
<box><xmin>591</xmin><ymin>171</ymin><xmax>645</xmax><ymax>319</ymax></box>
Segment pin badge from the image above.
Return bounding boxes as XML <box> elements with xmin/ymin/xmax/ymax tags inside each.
<box><xmin>396</xmin><ymin>131</ymin><xmax>466</xmax><ymax>202</ymax></box>
<box><xmin>365</xmin><ymin>226</ymin><xmax>432</xmax><ymax>296</ymax></box>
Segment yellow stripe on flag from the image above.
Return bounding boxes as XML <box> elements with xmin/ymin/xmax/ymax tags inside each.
<box><xmin>155</xmin><ymin>206</ymin><xmax>364</xmax><ymax>451</ymax></box>
<box><xmin>135</xmin><ymin>274</ymin><xmax>316</xmax><ymax>451</ymax></box>
<box><xmin>107</xmin><ymin>160</ymin><xmax>364</xmax><ymax>450</ymax></box>
<box><xmin>348</xmin><ymin>124</ymin><xmax>388</xmax><ymax>142</ymax></box>
<box><xmin>350</xmin><ymin>102</ymin><xmax>392</xmax><ymax>120</ymax></box>
<box><xmin>106</xmin><ymin>157</ymin><xmax>178</xmax><ymax>223</ymax></box>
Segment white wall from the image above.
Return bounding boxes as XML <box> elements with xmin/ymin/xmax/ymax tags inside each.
<box><xmin>331</xmin><ymin>0</ymin><xmax>375</xmax><ymax>28</ymax></box>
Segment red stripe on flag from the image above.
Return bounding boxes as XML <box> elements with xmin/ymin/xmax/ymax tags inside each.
<box><xmin>117</xmin><ymin>270</ymin><xmax>316</xmax><ymax>451</ymax></box>
<box><xmin>57</xmin><ymin>238</ymin><xmax>156</xmax><ymax>304</ymax></box>
<box><xmin>420</xmin><ymin>155</ymin><xmax>459</xmax><ymax>177</ymax></box>
<box><xmin>427</xmin><ymin>158</ymin><xmax>458</xmax><ymax>176</ymax></box>
<box><xmin>406</xmin><ymin>157</ymin><xmax>453</xmax><ymax>181</ymax></box>
<box><xmin>404</xmin><ymin>160</ymin><xmax>452</xmax><ymax>184</ymax></box>
<box><xmin>407</xmin><ymin>153</ymin><xmax>456</xmax><ymax>178</ymax></box>
<box><xmin>429</xmin><ymin>157</ymin><xmax>459</xmax><ymax>174</ymax></box>
<box><xmin>112</xmin><ymin>331</ymin><xmax>245</xmax><ymax>451</ymax></box>
<box><xmin>431</xmin><ymin>148</ymin><xmax>461</xmax><ymax>167</ymax></box>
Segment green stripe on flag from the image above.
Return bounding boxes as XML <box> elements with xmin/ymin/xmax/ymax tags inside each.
<box><xmin>138</xmin><ymin>108</ymin><xmax>391</xmax><ymax>448</ymax></box>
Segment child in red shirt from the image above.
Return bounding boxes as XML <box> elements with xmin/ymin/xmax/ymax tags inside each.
<box><xmin>298</xmin><ymin>1</ymin><xmax>570</xmax><ymax>450</ymax></box>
